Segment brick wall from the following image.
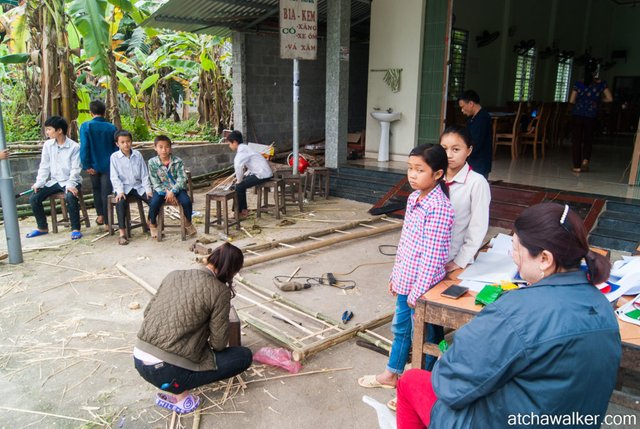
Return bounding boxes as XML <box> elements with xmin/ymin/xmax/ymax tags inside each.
<box><xmin>8</xmin><ymin>143</ymin><xmax>234</xmax><ymax>194</ymax></box>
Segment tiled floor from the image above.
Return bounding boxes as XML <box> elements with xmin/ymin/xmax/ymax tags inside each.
<box><xmin>350</xmin><ymin>134</ymin><xmax>640</xmax><ymax>201</ymax></box>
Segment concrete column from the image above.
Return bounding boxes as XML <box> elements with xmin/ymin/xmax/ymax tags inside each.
<box><xmin>325</xmin><ymin>0</ymin><xmax>350</xmax><ymax>168</ymax></box>
<box><xmin>232</xmin><ymin>31</ymin><xmax>247</xmax><ymax>135</ymax></box>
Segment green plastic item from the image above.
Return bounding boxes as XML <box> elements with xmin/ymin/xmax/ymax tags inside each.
<box><xmin>438</xmin><ymin>339</ymin><xmax>449</xmax><ymax>353</ymax></box>
<box><xmin>475</xmin><ymin>285</ymin><xmax>503</xmax><ymax>306</ymax></box>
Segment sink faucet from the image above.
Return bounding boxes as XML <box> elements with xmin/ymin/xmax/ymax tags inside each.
<box><xmin>386</xmin><ymin>108</ymin><xmax>393</xmax><ymax>113</ymax></box>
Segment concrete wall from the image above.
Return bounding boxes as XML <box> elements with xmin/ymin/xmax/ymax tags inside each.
<box><xmin>8</xmin><ymin>144</ymin><xmax>234</xmax><ymax>194</ymax></box>
<box><xmin>452</xmin><ymin>0</ymin><xmax>624</xmax><ymax>106</ymax></box>
<box><xmin>365</xmin><ymin>0</ymin><xmax>425</xmax><ymax>161</ymax></box>
<box><xmin>241</xmin><ymin>33</ymin><xmax>370</xmax><ymax>148</ymax></box>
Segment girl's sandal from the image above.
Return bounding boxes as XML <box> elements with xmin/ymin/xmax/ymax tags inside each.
<box><xmin>387</xmin><ymin>397</ymin><xmax>397</xmax><ymax>411</ymax></box>
<box><xmin>118</xmin><ymin>236</ymin><xmax>129</xmax><ymax>245</ymax></box>
<box><xmin>155</xmin><ymin>393</ymin><xmax>200</xmax><ymax>414</ymax></box>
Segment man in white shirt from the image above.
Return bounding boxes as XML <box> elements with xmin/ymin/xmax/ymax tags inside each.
<box><xmin>27</xmin><ymin>116</ymin><xmax>83</xmax><ymax>240</ymax></box>
<box><xmin>227</xmin><ymin>131</ymin><xmax>273</xmax><ymax>217</ymax></box>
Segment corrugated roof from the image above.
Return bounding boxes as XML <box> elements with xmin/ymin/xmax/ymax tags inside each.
<box><xmin>144</xmin><ymin>0</ymin><xmax>371</xmax><ymax>37</ymax></box>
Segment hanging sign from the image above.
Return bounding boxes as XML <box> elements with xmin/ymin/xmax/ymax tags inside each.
<box><xmin>280</xmin><ymin>0</ymin><xmax>317</xmax><ymax>60</ymax></box>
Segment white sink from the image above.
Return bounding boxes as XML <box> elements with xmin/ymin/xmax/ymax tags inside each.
<box><xmin>370</xmin><ymin>111</ymin><xmax>402</xmax><ymax>162</ymax></box>
<box><xmin>371</xmin><ymin>111</ymin><xmax>402</xmax><ymax>123</ymax></box>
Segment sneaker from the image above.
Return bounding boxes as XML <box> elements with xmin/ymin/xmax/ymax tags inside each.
<box><xmin>155</xmin><ymin>392</ymin><xmax>200</xmax><ymax>414</ymax></box>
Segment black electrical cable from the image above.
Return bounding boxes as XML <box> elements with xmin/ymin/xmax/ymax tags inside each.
<box><xmin>378</xmin><ymin>244</ymin><xmax>397</xmax><ymax>256</ymax></box>
<box><xmin>272</xmin><ymin>274</ymin><xmax>356</xmax><ymax>290</ymax></box>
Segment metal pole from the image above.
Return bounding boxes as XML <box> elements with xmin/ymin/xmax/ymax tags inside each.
<box><xmin>292</xmin><ymin>59</ymin><xmax>300</xmax><ymax>176</ymax></box>
<box><xmin>0</xmin><ymin>102</ymin><xmax>24</xmax><ymax>264</ymax></box>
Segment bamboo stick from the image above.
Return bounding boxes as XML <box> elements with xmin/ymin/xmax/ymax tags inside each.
<box><xmin>0</xmin><ymin>406</ymin><xmax>91</xmax><ymax>423</ymax></box>
<box><xmin>243</xmin><ymin>222</ymin><xmax>401</xmax><ymax>267</ymax></box>
<box><xmin>241</xmin><ymin>217</ymin><xmax>387</xmax><ymax>252</ymax></box>
<box><xmin>237</xmin><ymin>310</ymin><xmax>305</xmax><ymax>349</ymax></box>
<box><xmin>116</xmin><ymin>263</ymin><xmax>157</xmax><ymax>295</ymax></box>
<box><xmin>235</xmin><ymin>293</ymin><xmax>319</xmax><ymax>337</ymax></box>
<box><xmin>90</xmin><ymin>232</ymin><xmax>109</xmax><ymax>243</ymax></box>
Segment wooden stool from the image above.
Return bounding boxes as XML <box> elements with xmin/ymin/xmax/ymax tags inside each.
<box><xmin>205</xmin><ymin>189</ymin><xmax>240</xmax><ymax>235</ymax></box>
<box><xmin>157</xmin><ymin>203</ymin><xmax>187</xmax><ymax>242</ymax></box>
<box><xmin>276</xmin><ymin>171</ymin><xmax>304</xmax><ymax>212</ymax></box>
<box><xmin>256</xmin><ymin>179</ymin><xmax>286</xmax><ymax>219</ymax></box>
<box><xmin>228</xmin><ymin>306</ymin><xmax>241</xmax><ymax>347</ymax></box>
<box><xmin>107</xmin><ymin>194</ymin><xmax>149</xmax><ymax>238</ymax></box>
<box><xmin>306</xmin><ymin>167</ymin><xmax>330</xmax><ymax>200</ymax></box>
<box><xmin>49</xmin><ymin>189</ymin><xmax>91</xmax><ymax>233</ymax></box>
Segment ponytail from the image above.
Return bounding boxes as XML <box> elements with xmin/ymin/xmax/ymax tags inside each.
<box><xmin>584</xmin><ymin>250</ymin><xmax>610</xmax><ymax>285</ymax></box>
<box><xmin>438</xmin><ymin>179</ymin><xmax>449</xmax><ymax>199</ymax></box>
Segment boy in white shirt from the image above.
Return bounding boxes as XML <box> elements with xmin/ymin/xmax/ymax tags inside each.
<box><xmin>110</xmin><ymin>130</ymin><xmax>153</xmax><ymax>245</ymax></box>
<box><xmin>227</xmin><ymin>131</ymin><xmax>273</xmax><ymax>217</ymax></box>
<box><xmin>27</xmin><ymin>116</ymin><xmax>83</xmax><ymax>240</ymax></box>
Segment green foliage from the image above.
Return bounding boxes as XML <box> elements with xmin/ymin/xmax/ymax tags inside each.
<box><xmin>0</xmin><ymin>53</ymin><xmax>29</xmax><ymax>64</ymax></box>
<box><xmin>4</xmin><ymin>114</ymin><xmax>41</xmax><ymax>142</ymax></box>
<box><xmin>154</xmin><ymin>118</ymin><xmax>218</xmax><ymax>142</ymax></box>
<box><xmin>68</xmin><ymin>0</ymin><xmax>111</xmax><ymax>76</ymax></box>
<box><xmin>121</xmin><ymin>115</ymin><xmax>152</xmax><ymax>141</ymax></box>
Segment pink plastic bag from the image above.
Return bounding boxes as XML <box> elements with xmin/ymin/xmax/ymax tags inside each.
<box><xmin>253</xmin><ymin>347</ymin><xmax>302</xmax><ymax>374</ymax></box>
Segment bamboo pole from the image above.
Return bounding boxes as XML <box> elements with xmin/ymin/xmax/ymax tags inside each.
<box><xmin>243</xmin><ymin>222</ymin><xmax>402</xmax><ymax>267</ymax></box>
<box><xmin>241</xmin><ymin>217</ymin><xmax>388</xmax><ymax>252</ymax></box>
<box><xmin>237</xmin><ymin>310</ymin><xmax>306</xmax><ymax>350</ymax></box>
<box><xmin>235</xmin><ymin>293</ymin><xmax>319</xmax><ymax>337</ymax></box>
<box><xmin>291</xmin><ymin>312</ymin><xmax>393</xmax><ymax>361</ymax></box>
<box><xmin>116</xmin><ymin>263</ymin><xmax>157</xmax><ymax>295</ymax></box>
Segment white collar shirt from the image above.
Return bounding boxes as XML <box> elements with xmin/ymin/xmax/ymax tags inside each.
<box><xmin>35</xmin><ymin>137</ymin><xmax>82</xmax><ymax>189</ymax></box>
<box><xmin>233</xmin><ymin>144</ymin><xmax>273</xmax><ymax>182</ymax></box>
<box><xmin>110</xmin><ymin>149</ymin><xmax>152</xmax><ymax>196</ymax></box>
<box><xmin>446</xmin><ymin>163</ymin><xmax>491</xmax><ymax>268</ymax></box>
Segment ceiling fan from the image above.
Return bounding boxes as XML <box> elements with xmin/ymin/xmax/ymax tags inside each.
<box><xmin>476</xmin><ymin>30</ymin><xmax>500</xmax><ymax>48</ymax></box>
<box><xmin>513</xmin><ymin>39</ymin><xmax>536</xmax><ymax>55</ymax></box>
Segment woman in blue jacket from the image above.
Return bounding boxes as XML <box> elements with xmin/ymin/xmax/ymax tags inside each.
<box><xmin>396</xmin><ymin>202</ymin><xmax>621</xmax><ymax>429</ymax></box>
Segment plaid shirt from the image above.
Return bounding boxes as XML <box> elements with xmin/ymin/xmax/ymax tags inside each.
<box><xmin>148</xmin><ymin>155</ymin><xmax>187</xmax><ymax>194</ymax></box>
<box><xmin>391</xmin><ymin>186</ymin><xmax>455</xmax><ymax>306</ymax></box>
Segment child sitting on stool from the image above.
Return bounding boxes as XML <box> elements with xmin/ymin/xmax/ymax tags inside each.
<box><xmin>109</xmin><ymin>130</ymin><xmax>153</xmax><ymax>245</ymax></box>
<box><xmin>147</xmin><ymin>135</ymin><xmax>197</xmax><ymax>238</ymax></box>
<box><xmin>27</xmin><ymin>116</ymin><xmax>84</xmax><ymax>240</ymax></box>
<box><xmin>226</xmin><ymin>130</ymin><xmax>273</xmax><ymax>218</ymax></box>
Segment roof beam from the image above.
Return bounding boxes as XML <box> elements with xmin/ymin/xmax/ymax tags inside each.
<box><xmin>210</xmin><ymin>0</ymin><xmax>274</xmax><ymax>11</ymax></box>
<box><xmin>241</xmin><ymin>6</ymin><xmax>279</xmax><ymax>30</ymax></box>
<box><xmin>152</xmin><ymin>15</ymin><xmax>229</xmax><ymax>27</ymax></box>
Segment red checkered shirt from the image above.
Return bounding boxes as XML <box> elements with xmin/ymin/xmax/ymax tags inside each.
<box><xmin>391</xmin><ymin>186</ymin><xmax>455</xmax><ymax>306</ymax></box>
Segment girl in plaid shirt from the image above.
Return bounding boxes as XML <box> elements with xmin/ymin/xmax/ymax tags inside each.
<box><xmin>359</xmin><ymin>144</ymin><xmax>454</xmax><ymax>402</ymax></box>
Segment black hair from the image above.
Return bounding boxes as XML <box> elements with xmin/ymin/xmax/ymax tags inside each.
<box><xmin>441</xmin><ymin>125</ymin><xmax>472</xmax><ymax>148</ymax></box>
<box><xmin>154</xmin><ymin>134</ymin><xmax>172</xmax><ymax>146</ymax></box>
<box><xmin>514</xmin><ymin>202</ymin><xmax>610</xmax><ymax>285</ymax></box>
<box><xmin>458</xmin><ymin>90</ymin><xmax>480</xmax><ymax>104</ymax></box>
<box><xmin>89</xmin><ymin>100</ymin><xmax>107</xmax><ymax>116</ymax></box>
<box><xmin>114</xmin><ymin>129</ymin><xmax>133</xmax><ymax>142</ymax></box>
<box><xmin>206</xmin><ymin>242</ymin><xmax>244</xmax><ymax>295</ymax></box>
<box><xmin>408</xmin><ymin>143</ymin><xmax>449</xmax><ymax>198</ymax></box>
<box><xmin>584</xmin><ymin>59</ymin><xmax>598</xmax><ymax>87</ymax></box>
<box><xmin>44</xmin><ymin>116</ymin><xmax>68</xmax><ymax>135</ymax></box>
<box><xmin>226</xmin><ymin>130</ymin><xmax>243</xmax><ymax>144</ymax></box>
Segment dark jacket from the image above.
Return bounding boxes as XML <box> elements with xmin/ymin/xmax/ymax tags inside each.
<box><xmin>79</xmin><ymin>117</ymin><xmax>118</xmax><ymax>173</ymax></box>
<box><xmin>466</xmin><ymin>108</ymin><xmax>492</xmax><ymax>177</ymax></box>
<box><xmin>136</xmin><ymin>268</ymin><xmax>231</xmax><ymax>371</ymax></box>
<box><xmin>431</xmin><ymin>270</ymin><xmax>621</xmax><ymax>429</ymax></box>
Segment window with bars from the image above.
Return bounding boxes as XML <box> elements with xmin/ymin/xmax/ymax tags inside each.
<box><xmin>513</xmin><ymin>47</ymin><xmax>536</xmax><ymax>101</ymax></box>
<box><xmin>448</xmin><ymin>29</ymin><xmax>468</xmax><ymax>99</ymax></box>
<box><xmin>554</xmin><ymin>57</ymin><xmax>573</xmax><ymax>102</ymax></box>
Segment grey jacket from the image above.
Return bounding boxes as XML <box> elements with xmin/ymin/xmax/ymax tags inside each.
<box><xmin>431</xmin><ymin>270</ymin><xmax>621</xmax><ymax>429</ymax></box>
<box><xmin>136</xmin><ymin>268</ymin><xmax>231</xmax><ymax>371</ymax></box>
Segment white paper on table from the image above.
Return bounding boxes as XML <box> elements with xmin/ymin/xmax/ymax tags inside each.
<box><xmin>611</xmin><ymin>256</ymin><xmax>640</xmax><ymax>278</ymax></box>
<box><xmin>615</xmin><ymin>292</ymin><xmax>640</xmax><ymax>327</ymax></box>
<box><xmin>487</xmin><ymin>233</ymin><xmax>513</xmax><ymax>255</ymax></box>
<box><xmin>459</xmin><ymin>280</ymin><xmax>490</xmax><ymax>292</ymax></box>
<box><xmin>458</xmin><ymin>252</ymin><xmax>519</xmax><ymax>284</ymax></box>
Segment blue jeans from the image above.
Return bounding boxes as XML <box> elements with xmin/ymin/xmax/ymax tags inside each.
<box><xmin>148</xmin><ymin>190</ymin><xmax>192</xmax><ymax>224</ymax></box>
<box><xmin>134</xmin><ymin>346</ymin><xmax>252</xmax><ymax>394</ymax></box>
<box><xmin>29</xmin><ymin>183</ymin><xmax>82</xmax><ymax>231</ymax></box>
<box><xmin>387</xmin><ymin>294</ymin><xmax>445</xmax><ymax>374</ymax></box>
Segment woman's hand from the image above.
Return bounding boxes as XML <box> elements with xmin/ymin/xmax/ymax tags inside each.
<box><xmin>445</xmin><ymin>261</ymin><xmax>461</xmax><ymax>273</ymax></box>
<box><xmin>388</xmin><ymin>281</ymin><xmax>397</xmax><ymax>296</ymax></box>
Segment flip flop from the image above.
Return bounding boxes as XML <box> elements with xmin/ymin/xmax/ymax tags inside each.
<box><xmin>155</xmin><ymin>393</ymin><xmax>200</xmax><ymax>414</ymax></box>
<box><xmin>118</xmin><ymin>236</ymin><xmax>129</xmax><ymax>245</ymax></box>
<box><xmin>71</xmin><ymin>231</ymin><xmax>83</xmax><ymax>240</ymax></box>
<box><xmin>26</xmin><ymin>230</ymin><xmax>48</xmax><ymax>238</ymax></box>
<box><xmin>95</xmin><ymin>216</ymin><xmax>104</xmax><ymax>226</ymax></box>
<box><xmin>358</xmin><ymin>375</ymin><xmax>395</xmax><ymax>389</ymax></box>
<box><xmin>387</xmin><ymin>397</ymin><xmax>397</xmax><ymax>412</ymax></box>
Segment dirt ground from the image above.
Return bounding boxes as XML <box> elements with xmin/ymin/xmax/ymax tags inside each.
<box><xmin>1</xmin><ymin>188</ymin><xmax>639</xmax><ymax>429</ymax></box>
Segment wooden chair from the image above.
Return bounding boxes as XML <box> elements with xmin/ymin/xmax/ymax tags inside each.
<box><xmin>493</xmin><ymin>102</ymin><xmax>522</xmax><ymax>160</ymax></box>
<box><xmin>106</xmin><ymin>194</ymin><xmax>149</xmax><ymax>238</ymax></box>
<box><xmin>276</xmin><ymin>170</ymin><xmax>305</xmax><ymax>213</ymax></box>
<box><xmin>157</xmin><ymin>203</ymin><xmax>187</xmax><ymax>242</ymax></box>
<box><xmin>519</xmin><ymin>103</ymin><xmax>552</xmax><ymax>159</ymax></box>
<box><xmin>49</xmin><ymin>189</ymin><xmax>91</xmax><ymax>233</ymax></box>
<box><xmin>306</xmin><ymin>167</ymin><xmax>330</xmax><ymax>200</ymax></box>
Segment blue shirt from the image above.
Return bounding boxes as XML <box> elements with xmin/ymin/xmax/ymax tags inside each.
<box><xmin>572</xmin><ymin>80</ymin><xmax>608</xmax><ymax>119</ymax></box>
<box><xmin>431</xmin><ymin>270</ymin><xmax>621</xmax><ymax>429</ymax></box>
<box><xmin>466</xmin><ymin>108</ymin><xmax>492</xmax><ymax>176</ymax></box>
<box><xmin>79</xmin><ymin>117</ymin><xmax>118</xmax><ymax>173</ymax></box>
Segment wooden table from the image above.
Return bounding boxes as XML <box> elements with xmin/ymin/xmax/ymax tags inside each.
<box><xmin>412</xmin><ymin>274</ymin><xmax>640</xmax><ymax>410</ymax></box>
